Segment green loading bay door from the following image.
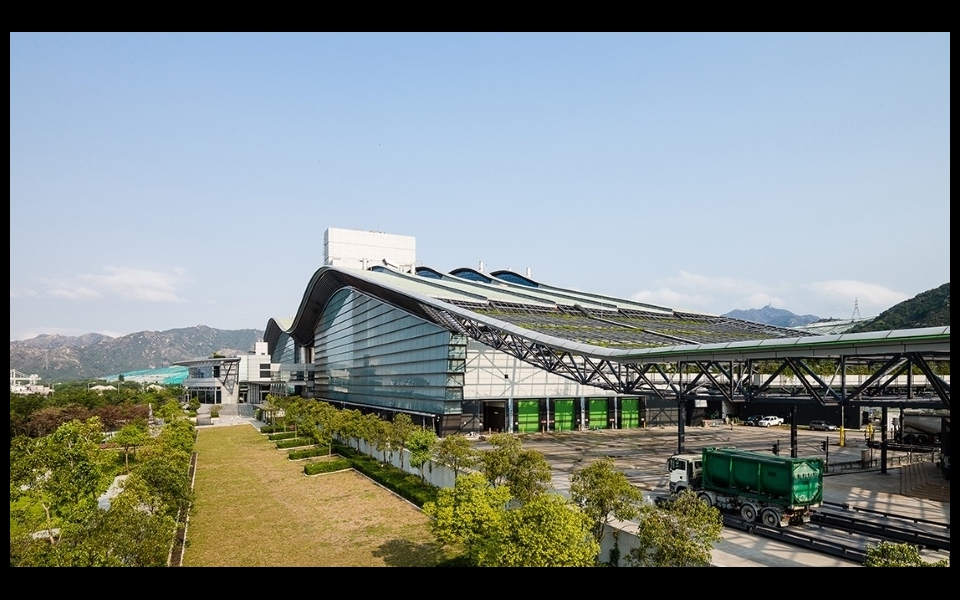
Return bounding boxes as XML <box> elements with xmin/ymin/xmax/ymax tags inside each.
<box><xmin>621</xmin><ymin>398</ymin><xmax>640</xmax><ymax>428</ymax></box>
<box><xmin>517</xmin><ymin>400</ymin><xmax>540</xmax><ymax>433</ymax></box>
<box><xmin>588</xmin><ymin>398</ymin><xmax>609</xmax><ymax>430</ymax></box>
<box><xmin>553</xmin><ymin>399</ymin><xmax>575</xmax><ymax>431</ymax></box>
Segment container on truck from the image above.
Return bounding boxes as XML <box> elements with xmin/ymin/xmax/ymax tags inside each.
<box><xmin>667</xmin><ymin>446</ymin><xmax>824</xmax><ymax>527</ymax></box>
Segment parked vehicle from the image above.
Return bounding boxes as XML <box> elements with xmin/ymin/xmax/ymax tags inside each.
<box><xmin>809</xmin><ymin>420</ymin><xmax>837</xmax><ymax>431</ymax></box>
<box><xmin>743</xmin><ymin>415</ymin><xmax>763</xmax><ymax>426</ymax></box>
<box><xmin>895</xmin><ymin>410</ymin><xmax>946</xmax><ymax>445</ymax></box>
<box><xmin>757</xmin><ymin>416</ymin><xmax>781</xmax><ymax>427</ymax></box>
<box><xmin>667</xmin><ymin>447</ymin><xmax>824</xmax><ymax>527</ymax></box>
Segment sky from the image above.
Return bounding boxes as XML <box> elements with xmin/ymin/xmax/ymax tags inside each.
<box><xmin>10</xmin><ymin>32</ymin><xmax>950</xmax><ymax>341</ymax></box>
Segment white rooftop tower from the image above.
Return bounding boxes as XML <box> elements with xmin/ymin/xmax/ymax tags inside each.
<box><xmin>323</xmin><ymin>228</ymin><xmax>417</xmax><ymax>272</ymax></box>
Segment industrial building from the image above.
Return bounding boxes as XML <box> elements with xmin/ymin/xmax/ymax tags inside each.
<box><xmin>251</xmin><ymin>228</ymin><xmax>952</xmax><ymax>438</ymax></box>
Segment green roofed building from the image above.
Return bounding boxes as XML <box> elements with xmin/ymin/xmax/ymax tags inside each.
<box><xmin>260</xmin><ymin>229</ymin><xmax>949</xmax><ymax>437</ymax></box>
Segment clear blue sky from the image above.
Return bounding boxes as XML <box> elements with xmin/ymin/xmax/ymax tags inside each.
<box><xmin>10</xmin><ymin>32</ymin><xmax>950</xmax><ymax>341</ymax></box>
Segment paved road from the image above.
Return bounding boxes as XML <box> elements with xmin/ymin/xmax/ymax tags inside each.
<box><xmin>199</xmin><ymin>409</ymin><xmax>949</xmax><ymax>567</ymax></box>
<box><xmin>485</xmin><ymin>424</ymin><xmax>949</xmax><ymax>567</ymax></box>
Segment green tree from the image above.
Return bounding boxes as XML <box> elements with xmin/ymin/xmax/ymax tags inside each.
<box><xmin>367</xmin><ymin>415</ymin><xmax>392</xmax><ymax>463</ymax></box>
<box><xmin>339</xmin><ymin>409</ymin><xmax>365</xmax><ymax>450</ymax></box>
<box><xmin>279</xmin><ymin>396</ymin><xmax>308</xmax><ymax>436</ymax></box>
<box><xmin>570</xmin><ymin>457</ymin><xmax>644</xmax><ymax>565</ymax></box>
<box><xmin>129</xmin><ymin>418</ymin><xmax>195</xmax><ymax>520</ymax></box>
<box><xmin>506</xmin><ymin>447</ymin><xmax>553</xmax><ymax>504</ymax></box>
<box><xmin>314</xmin><ymin>402</ymin><xmax>342</xmax><ymax>454</ymax></box>
<box><xmin>864</xmin><ymin>541</ymin><xmax>950</xmax><ymax>567</ymax></box>
<box><xmin>479</xmin><ymin>434</ymin><xmax>552</xmax><ymax>504</ymax></box>
<box><xmin>10</xmin><ymin>417</ymin><xmax>105</xmax><ymax>545</ymax></box>
<box><xmin>407</xmin><ymin>428</ymin><xmax>437</xmax><ymax>482</ymax></box>
<box><xmin>434</xmin><ymin>434</ymin><xmax>479</xmax><ymax>480</ymax></box>
<box><xmin>625</xmin><ymin>489</ymin><xmax>723</xmax><ymax>567</ymax></box>
<box><xmin>480</xmin><ymin>432</ymin><xmax>521</xmax><ymax>488</ymax></box>
<box><xmin>389</xmin><ymin>412</ymin><xmax>416</xmax><ymax>469</ymax></box>
<box><xmin>424</xmin><ymin>473</ymin><xmax>599</xmax><ymax>567</ymax></box>
<box><xmin>483</xmin><ymin>493</ymin><xmax>599</xmax><ymax>567</ymax></box>
<box><xmin>44</xmin><ymin>477</ymin><xmax>179</xmax><ymax>567</ymax></box>
<box><xmin>422</xmin><ymin>472</ymin><xmax>511</xmax><ymax>564</ymax></box>
<box><xmin>111</xmin><ymin>420</ymin><xmax>150</xmax><ymax>473</ymax></box>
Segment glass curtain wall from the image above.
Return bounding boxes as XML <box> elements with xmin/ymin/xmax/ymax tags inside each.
<box><xmin>312</xmin><ymin>288</ymin><xmax>464</xmax><ymax>419</ymax></box>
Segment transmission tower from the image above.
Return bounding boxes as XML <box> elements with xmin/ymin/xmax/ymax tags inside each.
<box><xmin>851</xmin><ymin>298</ymin><xmax>862</xmax><ymax>321</ymax></box>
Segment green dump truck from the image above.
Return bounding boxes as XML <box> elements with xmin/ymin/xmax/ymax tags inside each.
<box><xmin>667</xmin><ymin>447</ymin><xmax>824</xmax><ymax>527</ymax></box>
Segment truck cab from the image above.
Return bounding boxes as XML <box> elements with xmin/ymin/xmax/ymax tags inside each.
<box><xmin>667</xmin><ymin>453</ymin><xmax>702</xmax><ymax>493</ymax></box>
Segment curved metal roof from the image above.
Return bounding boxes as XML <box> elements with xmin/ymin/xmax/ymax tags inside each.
<box><xmin>263</xmin><ymin>265</ymin><xmax>949</xmax><ymax>406</ymax></box>
<box><xmin>265</xmin><ymin>265</ymin><xmax>949</xmax><ymax>360</ymax></box>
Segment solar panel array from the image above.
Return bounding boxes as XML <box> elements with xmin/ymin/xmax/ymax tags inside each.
<box><xmin>467</xmin><ymin>303</ymin><xmax>811</xmax><ymax>349</ymax></box>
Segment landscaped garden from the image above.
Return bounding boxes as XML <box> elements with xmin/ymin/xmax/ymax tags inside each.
<box><xmin>183</xmin><ymin>424</ymin><xmax>452</xmax><ymax>566</ymax></box>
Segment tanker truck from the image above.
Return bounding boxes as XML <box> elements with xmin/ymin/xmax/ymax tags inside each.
<box><xmin>895</xmin><ymin>410</ymin><xmax>946</xmax><ymax>446</ymax></box>
<box><xmin>667</xmin><ymin>447</ymin><xmax>824</xmax><ymax>528</ymax></box>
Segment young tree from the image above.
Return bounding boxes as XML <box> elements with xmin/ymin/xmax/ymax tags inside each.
<box><xmin>130</xmin><ymin>418</ymin><xmax>195</xmax><ymax>520</ymax></box>
<box><xmin>479</xmin><ymin>433</ymin><xmax>551</xmax><ymax>503</ymax></box>
<box><xmin>434</xmin><ymin>434</ymin><xmax>479</xmax><ymax>480</ymax></box>
<box><xmin>625</xmin><ymin>489</ymin><xmax>723</xmax><ymax>567</ymax></box>
<box><xmin>422</xmin><ymin>472</ymin><xmax>511</xmax><ymax>564</ymax></box>
<box><xmin>864</xmin><ymin>541</ymin><xmax>949</xmax><ymax>567</ymax></box>
<box><xmin>480</xmin><ymin>433</ymin><xmax>522</xmax><ymax>488</ymax></box>
<box><xmin>314</xmin><ymin>402</ymin><xmax>341</xmax><ymax>454</ymax></box>
<box><xmin>280</xmin><ymin>396</ymin><xmax>309</xmax><ymax>436</ymax></box>
<box><xmin>570</xmin><ymin>457</ymin><xmax>644</xmax><ymax>564</ymax></box>
<box><xmin>389</xmin><ymin>412</ymin><xmax>416</xmax><ymax>468</ymax></box>
<box><xmin>506</xmin><ymin>448</ymin><xmax>553</xmax><ymax>504</ymax></box>
<box><xmin>368</xmin><ymin>415</ymin><xmax>393</xmax><ymax>463</ymax></box>
<box><xmin>484</xmin><ymin>493</ymin><xmax>599</xmax><ymax>567</ymax></box>
<box><xmin>339</xmin><ymin>409</ymin><xmax>365</xmax><ymax>450</ymax></box>
<box><xmin>424</xmin><ymin>473</ymin><xmax>599</xmax><ymax>567</ymax></box>
<box><xmin>407</xmin><ymin>428</ymin><xmax>437</xmax><ymax>482</ymax></box>
<box><xmin>111</xmin><ymin>420</ymin><xmax>150</xmax><ymax>473</ymax></box>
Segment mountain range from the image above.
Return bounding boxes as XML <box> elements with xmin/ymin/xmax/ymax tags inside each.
<box><xmin>9</xmin><ymin>326</ymin><xmax>261</xmax><ymax>382</ymax></box>
<box><xmin>10</xmin><ymin>283</ymin><xmax>948</xmax><ymax>383</ymax></box>
<box><xmin>722</xmin><ymin>306</ymin><xmax>821</xmax><ymax>328</ymax></box>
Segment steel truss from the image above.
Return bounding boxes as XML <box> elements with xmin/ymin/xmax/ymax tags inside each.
<box><xmin>444</xmin><ymin>311</ymin><xmax>949</xmax><ymax>410</ymax></box>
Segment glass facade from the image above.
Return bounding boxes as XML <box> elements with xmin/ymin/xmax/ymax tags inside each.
<box><xmin>313</xmin><ymin>288</ymin><xmax>464</xmax><ymax>417</ymax></box>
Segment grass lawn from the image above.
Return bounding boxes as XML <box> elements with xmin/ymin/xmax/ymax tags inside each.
<box><xmin>182</xmin><ymin>424</ymin><xmax>450</xmax><ymax>566</ymax></box>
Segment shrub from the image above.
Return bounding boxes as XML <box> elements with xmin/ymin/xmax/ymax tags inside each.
<box><xmin>209</xmin><ymin>406</ymin><xmax>220</xmax><ymax>418</ymax></box>
<box><xmin>304</xmin><ymin>459</ymin><xmax>352</xmax><ymax>475</ymax></box>
<box><xmin>276</xmin><ymin>437</ymin><xmax>317</xmax><ymax>449</ymax></box>
<box><xmin>288</xmin><ymin>447</ymin><xmax>331</xmax><ymax>460</ymax></box>
<box><xmin>333</xmin><ymin>442</ymin><xmax>438</xmax><ymax>507</ymax></box>
<box><xmin>268</xmin><ymin>431</ymin><xmax>299</xmax><ymax>441</ymax></box>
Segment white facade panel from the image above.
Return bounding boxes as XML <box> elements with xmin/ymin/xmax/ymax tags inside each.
<box><xmin>463</xmin><ymin>340</ymin><xmax>615</xmax><ymax>399</ymax></box>
<box><xmin>324</xmin><ymin>227</ymin><xmax>417</xmax><ymax>271</ymax></box>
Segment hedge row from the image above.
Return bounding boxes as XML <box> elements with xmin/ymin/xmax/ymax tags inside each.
<box><xmin>275</xmin><ymin>437</ymin><xmax>317</xmax><ymax>449</ymax></box>
<box><xmin>303</xmin><ymin>459</ymin><xmax>352</xmax><ymax>475</ymax></box>
<box><xmin>288</xmin><ymin>447</ymin><xmax>331</xmax><ymax>460</ymax></box>
<box><xmin>332</xmin><ymin>442</ymin><xmax>439</xmax><ymax>507</ymax></box>
<box><xmin>268</xmin><ymin>431</ymin><xmax>299</xmax><ymax>441</ymax></box>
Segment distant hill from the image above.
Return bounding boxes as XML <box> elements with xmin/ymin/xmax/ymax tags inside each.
<box><xmin>722</xmin><ymin>306</ymin><xmax>821</xmax><ymax>328</ymax></box>
<box><xmin>846</xmin><ymin>282</ymin><xmax>950</xmax><ymax>333</ymax></box>
<box><xmin>9</xmin><ymin>326</ymin><xmax>262</xmax><ymax>382</ymax></box>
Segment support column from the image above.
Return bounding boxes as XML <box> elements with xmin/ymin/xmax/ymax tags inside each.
<box><xmin>677</xmin><ymin>397</ymin><xmax>686</xmax><ymax>455</ymax></box>
<box><xmin>790</xmin><ymin>404</ymin><xmax>798</xmax><ymax>458</ymax></box>
<box><xmin>880</xmin><ymin>405</ymin><xmax>889</xmax><ymax>475</ymax></box>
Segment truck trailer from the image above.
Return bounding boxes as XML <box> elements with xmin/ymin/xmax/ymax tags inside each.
<box><xmin>895</xmin><ymin>410</ymin><xmax>947</xmax><ymax>446</ymax></box>
<box><xmin>667</xmin><ymin>447</ymin><xmax>824</xmax><ymax>527</ymax></box>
